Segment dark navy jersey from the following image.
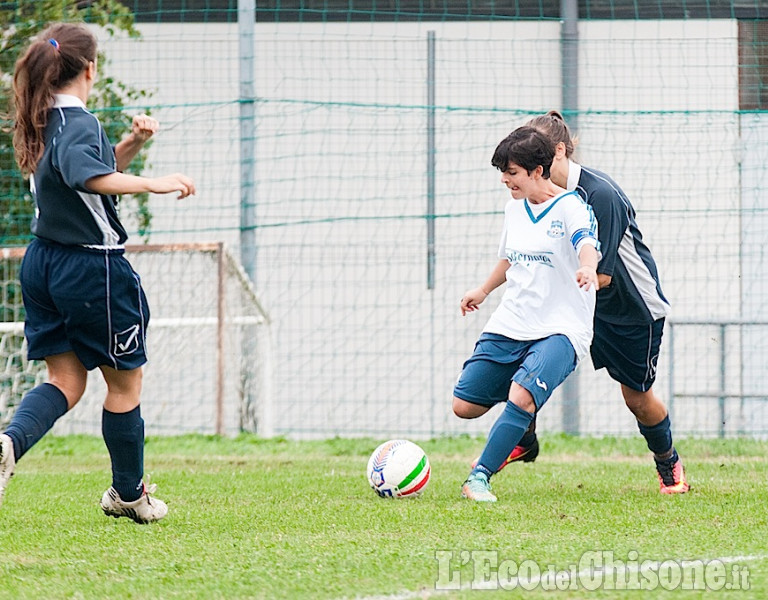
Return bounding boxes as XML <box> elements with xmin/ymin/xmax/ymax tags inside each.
<box><xmin>29</xmin><ymin>95</ymin><xmax>127</xmax><ymax>248</ymax></box>
<box><xmin>567</xmin><ymin>161</ymin><xmax>670</xmax><ymax>325</ymax></box>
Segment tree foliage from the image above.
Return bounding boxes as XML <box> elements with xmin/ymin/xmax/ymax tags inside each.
<box><xmin>0</xmin><ymin>0</ymin><xmax>154</xmax><ymax>246</ymax></box>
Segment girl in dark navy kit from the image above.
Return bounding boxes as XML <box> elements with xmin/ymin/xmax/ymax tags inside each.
<box><xmin>494</xmin><ymin>111</ymin><xmax>688</xmax><ymax>495</ymax></box>
<box><xmin>0</xmin><ymin>22</ymin><xmax>195</xmax><ymax>522</ymax></box>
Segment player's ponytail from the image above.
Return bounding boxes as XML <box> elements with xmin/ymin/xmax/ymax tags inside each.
<box><xmin>526</xmin><ymin>110</ymin><xmax>578</xmax><ymax>158</ymax></box>
<box><xmin>12</xmin><ymin>23</ymin><xmax>98</xmax><ymax>175</ymax></box>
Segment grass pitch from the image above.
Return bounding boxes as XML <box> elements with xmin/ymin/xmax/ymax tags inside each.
<box><xmin>0</xmin><ymin>434</ymin><xmax>766</xmax><ymax>599</ymax></box>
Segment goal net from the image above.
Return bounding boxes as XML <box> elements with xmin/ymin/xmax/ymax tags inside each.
<box><xmin>0</xmin><ymin>243</ymin><xmax>273</xmax><ymax>436</ymax></box>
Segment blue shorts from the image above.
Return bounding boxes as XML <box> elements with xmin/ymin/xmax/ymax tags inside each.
<box><xmin>453</xmin><ymin>333</ymin><xmax>577</xmax><ymax>411</ymax></box>
<box><xmin>591</xmin><ymin>317</ymin><xmax>664</xmax><ymax>392</ymax></box>
<box><xmin>20</xmin><ymin>238</ymin><xmax>150</xmax><ymax>371</ymax></box>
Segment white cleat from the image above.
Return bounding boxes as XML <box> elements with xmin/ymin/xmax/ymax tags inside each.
<box><xmin>0</xmin><ymin>434</ymin><xmax>16</xmax><ymax>508</ymax></box>
<box><xmin>100</xmin><ymin>481</ymin><xmax>168</xmax><ymax>523</ymax></box>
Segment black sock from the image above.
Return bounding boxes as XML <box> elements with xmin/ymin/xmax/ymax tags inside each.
<box><xmin>637</xmin><ymin>414</ymin><xmax>674</xmax><ymax>458</ymax></box>
<box><xmin>102</xmin><ymin>406</ymin><xmax>144</xmax><ymax>502</ymax></box>
<box><xmin>4</xmin><ymin>383</ymin><xmax>68</xmax><ymax>460</ymax></box>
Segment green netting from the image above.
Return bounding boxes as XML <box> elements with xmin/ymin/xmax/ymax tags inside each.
<box><xmin>1</xmin><ymin>1</ymin><xmax>767</xmax><ymax>437</ymax></box>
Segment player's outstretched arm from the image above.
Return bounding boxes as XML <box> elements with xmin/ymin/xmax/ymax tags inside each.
<box><xmin>460</xmin><ymin>258</ymin><xmax>508</xmax><ymax>315</ymax></box>
<box><xmin>86</xmin><ymin>172</ymin><xmax>196</xmax><ymax>199</ymax></box>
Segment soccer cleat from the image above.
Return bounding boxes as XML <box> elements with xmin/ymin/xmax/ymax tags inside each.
<box><xmin>461</xmin><ymin>472</ymin><xmax>497</xmax><ymax>502</ymax></box>
<box><xmin>470</xmin><ymin>437</ymin><xmax>539</xmax><ymax>473</ymax></box>
<box><xmin>100</xmin><ymin>480</ymin><xmax>168</xmax><ymax>523</ymax></box>
<box><xmin>0</xmin><ymin>434</ymin><xmax>16</xmax><ymax>508</ymax></box>
<box><xmin>656</xmin><ymin>455</ymin><xmax>690</xmax><ymax>495</ymax></box>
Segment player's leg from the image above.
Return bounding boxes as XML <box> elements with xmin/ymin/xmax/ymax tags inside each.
<box><xmin>453</xmin><ymin>333</ymin><xmax>522</xmax><ymax>419</ymax></box>
<box><xmin>0</xmin><ymin>352</ymin><xmax>86</xmax><ymax>507</ymax></box>
<box><xmin>623</xmin><ymin>384</ymin><xmax>688</xmax><ymax>493</ymax></box>
<box><xmin>592</xmin><ymin>317</ymin><xmax>689</xmax><ymax>494</ymax></box>
<box><xmin>463</xmin><ymin>335</ymin><xmax>576</xmax><ymax>502</ymax></box>
<box><xmin>1</xmin><ymin>241</ymin><xmax>88</xmax><ymax>507</ymax></box>
<box><xmin>83</xmin><ymin>251</ymin><xmax>166</xmax><ymax>522</ymax></box>
<box><xmin>476</xmin><ymin>412</ymin><xmax>539</xmax><ymax>473</ymax></box>
<box><xmin>100</xmin><ymin>364</ymin><xmax>144</xmax><ymax>501</ymax></box>
<box><xmin>98</xmin><ymin>365</ymin><xmax>167</xmax><ymax>523</ymax></box>
<box><xmin>458</xmin><ymin>333</ymin><xmax>539</xmax><ymax>475</ymax></box>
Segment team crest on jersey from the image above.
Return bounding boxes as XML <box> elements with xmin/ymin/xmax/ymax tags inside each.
<box><xmin>546</xmin><ymin>220</ymin><xmax>565</xmax><ymax>238</ymax></box>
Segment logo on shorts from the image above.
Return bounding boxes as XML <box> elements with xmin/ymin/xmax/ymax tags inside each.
<box><xmin>649</xmin><ymin>354</ymin><xmax>659</xmax><ymax>379</ymax></box>
<box><xmin>114</xmin><ymin>324</ymin><xmax>141</xmax><ymax>356</ymax></box>
<box><xmin>546</xmin><ymin>220</ymin><xmax>565</xmax><ymax>238</ymax></box>
<box><xmin>535</xmin><ymin>377</ymin><xmax>548</xmax><ymax>391</ymax></box>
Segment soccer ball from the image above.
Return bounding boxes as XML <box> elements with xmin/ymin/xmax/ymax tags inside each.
<box><xmin>366</xmin><ymin>439</ymin><xmax>430</xmax><ymax>498</ymax></box>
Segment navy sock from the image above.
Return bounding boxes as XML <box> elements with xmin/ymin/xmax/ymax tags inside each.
<box><xmin>102</xmin><ymin>406</ymin><xmax>145</xmax><ymax>502</ymax></box>
<box><xmin>473</xmin><ymin>401</ymin><xmax>534</xmax><ymax>477</ymax></box>
<box><xmin>637</xmin><ymin>415</ymin><xmax>674</xmax><ymax>457</ymax></box>
<box><xmin>4</xmin><ymin>383</ymin><xmax>68</xmax><ymax>460</ymax></box>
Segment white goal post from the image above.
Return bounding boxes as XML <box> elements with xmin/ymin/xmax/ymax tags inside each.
<box><xmin>0</xmin><ymin>243</ymin><xmax>273</xmax><ymax>437</ymax></box>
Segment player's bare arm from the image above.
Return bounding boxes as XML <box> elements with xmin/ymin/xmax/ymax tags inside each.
<box><xmin>575</xmin><ymin>245</ymin><xmax>599</xmax><ymax>291</ymax></box>
<box><xmin>87</xmin><ymin>172</ymin><xmax>196</xmax><ymax>199</ymax></box>
<box><xmin>461</xmin><ymin>258</ymin><xmax>509</xmax><ymax>315</ymax></box>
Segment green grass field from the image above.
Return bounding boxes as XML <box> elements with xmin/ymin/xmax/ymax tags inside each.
<box><xmin>0</xmin><ymin>434</ymin><xmax>766</xmax><ymax>599</ymax></box>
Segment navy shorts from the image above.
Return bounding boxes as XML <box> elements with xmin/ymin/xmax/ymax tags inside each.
<box><xmin>590</xmin><ymin>317</ymin><xmax>664</xmax><ymax>392</ymax></box>
<box><xmin>20</xmin><ymin>238</ymin><xmax>150</xmax><ymax>371</ymax></box>
<box><xmin>453</xmin><ymin>332</ymin><xmax>577</xmax><ymax>411</ymax></box>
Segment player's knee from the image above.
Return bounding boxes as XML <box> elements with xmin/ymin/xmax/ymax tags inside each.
<box><xmin>101</xmin><ymin>366</ymin><xmax>143</xmax><ymax>398</ymax></box>
<box><xmin>622</xmin><ymin>385</ymin><xmax>651</xmax><ymax>411</ymax></box>
<box><xmin>508</xmin><ymin>383</ymin><xmax>536</xmax><ymax>414</ymax></box>
<box><xmin>452</xmin><ymin>397</ymin><xmax>488</xmax><ymax>419</ymax></box>
<box><xmin>48</xmin><ymin>378</ymin><xmax>86</xmax><ymax>408</ymax></box>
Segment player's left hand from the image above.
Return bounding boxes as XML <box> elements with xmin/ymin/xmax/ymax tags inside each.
<box><xmin>130</xmin><ymin>114</ymin><xmax>159</xmax><ymax>142</ymax></box>
<box><xmin>576</xmin><ymin>266</ymin><xmax>599</xmax><ymax>291</ymax></box>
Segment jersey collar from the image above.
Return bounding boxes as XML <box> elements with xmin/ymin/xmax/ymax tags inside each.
<box><xmin>524</xmin><ymin>190</ymin><xmax>576</xmax><ymax>223</ymax></box>
<box><xmin>566</xmin><ymin>160</ymin><xmax>581</xmax><ymax>192</ymax></box>
<box><xmin>52</xmin><ymin>94</ymin><xmax>87</xmax><ymax>109</ymax></box>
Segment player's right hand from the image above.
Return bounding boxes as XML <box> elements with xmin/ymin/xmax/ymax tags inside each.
<box><xmin>460</xmin><ymin>287</ymin><xmax>488</xmax><ymax>316</ymax></box>
<box><xmin>152</xmin><ymin>173</ymin><xmax>196</xmax><ymax>199</ymax></box>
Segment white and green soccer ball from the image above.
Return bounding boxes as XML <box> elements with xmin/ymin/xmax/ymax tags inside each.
<box><xmin>366</xmin><ymin>439</ymin><xmax>430</xmax><ymax>498</ymax></box>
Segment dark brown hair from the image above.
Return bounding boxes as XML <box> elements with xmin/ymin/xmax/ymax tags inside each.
<box><xmin>525</xmin><ymin>110</ymin><xmax>578</xmax><ymax>158</ymax></box>
<box><xmin>491</xmin><ymin>126</ymin><xmax>556</xmax><ymax>179</ymax></box>
<box><xmin>12</xmin><ymin>22</ymin><xmax>98</xmax><ymax>175</ymax></box>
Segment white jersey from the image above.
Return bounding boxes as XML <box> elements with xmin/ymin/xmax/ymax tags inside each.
<box><xmin>483</xmin><ymin>190</ymin><xmax>600</xmax><ymax>359</ymax></box>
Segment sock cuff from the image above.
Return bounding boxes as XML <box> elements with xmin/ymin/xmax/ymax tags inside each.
<box><xmin>103</xmin><ymin>405</ymin><xmax>142</xmax><ymax>421</ymax></box>
<box><xmin>37</xmin><ymin>383</ymin><xmax>69</xmax><ymax>414</ymax></box>
<box><xmin>504</xmin><ymin>401</ymin><xmax>535</xmax><ymax>429</ymax></box>
<box><xmin>637</xmin><ymin>414</ymin><xmax>674</xmax><ymax>456</ymax></box>
<box><xmin>637</xmin><ymin>414</ymin><xmax>670</xmax><ymax>435</ymax></box>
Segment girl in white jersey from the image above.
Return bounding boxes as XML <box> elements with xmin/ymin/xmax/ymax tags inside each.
<box><xmin>453</xmin><ymin>126</ymin><xmax>600</xmax><ymax>502</ymax></box>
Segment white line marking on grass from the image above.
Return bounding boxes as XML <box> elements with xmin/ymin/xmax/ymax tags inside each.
<box><xmin>345</xmin><ymin>554</ymin><xmax>768</xmax><ymax>600</ymax></box>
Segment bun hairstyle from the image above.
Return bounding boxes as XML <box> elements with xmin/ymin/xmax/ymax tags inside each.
<box><xmin>12</xmin><ymin>22</ymin><xmax>98</xmax><ymax>175</ymax></box>
<box><xmin>526</xmin><ymin>110</ymin><xmax>578</xmax><ymax>158</ymax></box>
